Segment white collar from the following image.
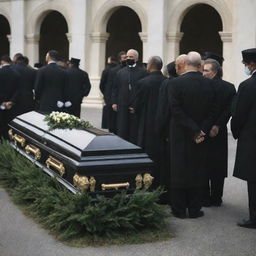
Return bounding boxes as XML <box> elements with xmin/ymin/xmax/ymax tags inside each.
<box><xmin>48</xmin><ymin>61</ymin><xmax>56</xmax><ymax>65</ymax></box>
<box><xmin>2</xmin><ymin>63</ymin><xmax>10</xmax><ymax>67</ymax></box>
<box><xmin>128</xmin><ymin>63</ymin><xmax>136</xmax><ymax>68</ymax></box>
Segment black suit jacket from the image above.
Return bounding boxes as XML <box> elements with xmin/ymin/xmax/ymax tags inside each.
<box><xmin>66</xmin><ymin>66</ymin><xmax>91</xmax><ymax>105</ymax></box>
<box><xmin>34</xmin><ymin>63</ymin><xmax>68</xmax><ymax>113</ymax></box>
<box><xmin>0</xmin><ymin>65</ymin><xmax>20</xmax><ymax>104</ymax></box>
<box><xmin>11</xmin><ymin>63</ymin><xmax>36</xmax><ymax>115</ymax></box>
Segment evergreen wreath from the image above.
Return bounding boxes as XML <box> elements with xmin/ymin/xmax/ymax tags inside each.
<box><xmin>0</xmin><ymin>141</ymin><xmax>171</xmax><ymax>245</ymax></box>
<box><xmin>44</xmin><ymin>112</ymin><xmax>93</xmax><ymax>131</ymax></box>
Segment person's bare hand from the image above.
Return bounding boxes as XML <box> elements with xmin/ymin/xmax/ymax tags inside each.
<box><xmin>209</xmin><ymin>125</ymin><xmax>219</xmax><ymax>137</ymax></box>
<box><xmin>129</xmin><ymin>107</ymin><xmax>135</xmax><ymax>114</ymax></box>
<box><xmin>194</xmin><ymin>130</ymin><xmax>205</xmax><ymax>144</ymax></box>
<box><xmin>112</xmin><ymin>104</ymin><xmax>118</xmax><ymax>111</ymax></box>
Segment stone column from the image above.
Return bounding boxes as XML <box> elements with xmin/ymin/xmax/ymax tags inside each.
<box><xmin>147</xmin><ymin>0</ymin><xmax>166</xmax><ymax>62</ymax></box>
<box><xmin>139</xmin><ymin>32</ymin><xmax>148</xmax><ymax>63</ymax></box>
<box><xmin>10</xmin><ymin>0</ymin><xmax>25</xmax><ymax>57</ymax></box>
<box><xmin>87</xmin><ymin>32</ymin><xmax>109</xmax><ymax>106</ymax></box>
<box><xmin>25</xmin><ymin>34</ymin><xmax>40</xmax><ymax>65</ymax></box>
<box><xmin>219</xmin><ymin>31</ymin><xmax>232</xmax><ymax>82</ymax></box>
<box><xmin>166</xmin><ymin>32</ymin><xmax>184</xmax><ymax>63</ymax></box>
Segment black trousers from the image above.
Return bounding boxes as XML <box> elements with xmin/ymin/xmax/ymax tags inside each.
<box><xmin>203</xmin><ymin>177</ymin><xmax>225</xmax><ymax>204</ymax></box>
<box><xmin>171</xmin><ymin>188</ymin><xmax>202</xmax><ymax>216</ymax></box>
<box><xmin>248</xmin><ymin>181</ymin><xmax>256</xmax><ymax>221</ymax></box>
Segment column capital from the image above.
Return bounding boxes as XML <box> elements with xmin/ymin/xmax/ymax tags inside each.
<box><xmin>25</xmin><ymin>34</ymin><xmax>40</xmax><ymax>44</ymax></box>
<box><xmin>6</xmin><ymin>34</ymin><xmax>12</xmax><ymax>43</ymax></box>
<box><xmin>90</xmin><ymin>32</ymin><xmax>109</xmax><ymax>43</ymax></box>
<box><xmin>66</xmin><ymin>33</ymin><xmax>72</xmax><ymax>43</ymax></box>
<box><xmin>166</xmin><ymin>32</ymin><xmax>184</xmax><ymax>42</ymax></box>
<box><xmin>219</xmin><ymin>31</ymin><xmax>232</xmax><ymax>42</ymax></box>
<box><xmin>138</xmin><ymin>32</ymin><xmax>148</xmax><ymax>43</ymax></box>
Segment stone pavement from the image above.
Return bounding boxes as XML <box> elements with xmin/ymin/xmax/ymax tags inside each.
<box><xmin>0</xmin><ymin>107</ymin><xmax>255</xmax><ymax>256</ymax></box>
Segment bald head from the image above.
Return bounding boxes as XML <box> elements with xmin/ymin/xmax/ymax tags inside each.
<box><xmin>185</xmin><ymin>51</ymin><xmax>202</xmax><ymax>70</ymax></box>
<box><xmin>175</xmin><ymin>54</ymin><xmax>187</xmax><ymax>75</ymax></box>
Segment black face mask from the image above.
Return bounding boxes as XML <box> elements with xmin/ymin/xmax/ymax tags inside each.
<box><xmin>121</xmin><ymin>60</ymin><xmax>127</xmax><ymax>67</ymax></box>
<box><xmin>126</xmin><ymin>59</ymin><xmax>135</xmax><ymax>66</ymax></box>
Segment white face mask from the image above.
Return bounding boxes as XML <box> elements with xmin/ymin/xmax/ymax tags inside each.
<box><xmin>244</xmin><ymin>66</ymin><xmax>252</xmax><ymax>76</ymax></box>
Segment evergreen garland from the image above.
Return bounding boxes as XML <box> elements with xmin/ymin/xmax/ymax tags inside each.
<box><xmin>0</xmin><ymin>141</ymin><xmax>170</xmax><ymax>244</ymax></box>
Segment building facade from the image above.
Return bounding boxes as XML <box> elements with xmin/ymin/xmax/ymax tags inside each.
<box><xmin>0</xmin><ymin>0</ymin><xmax>255</xmax><ymax>106</ymax></box>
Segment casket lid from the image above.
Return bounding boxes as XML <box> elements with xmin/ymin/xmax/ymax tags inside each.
<box><xmin>10</xmin><ymin>111</ymin><xmax>143</xmax><ymax>160</ymax></box>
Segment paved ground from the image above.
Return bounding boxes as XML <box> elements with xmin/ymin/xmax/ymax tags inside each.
<box><xmin>0</xmin><ymin>107</ymin><xmax>255</xmax><ymax>256</ymax></box>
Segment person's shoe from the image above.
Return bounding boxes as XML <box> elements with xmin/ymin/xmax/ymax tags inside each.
<box><xmin>171</xmin><ymin>211</ymin><xmax>186</xmax><ymax>219</ymax></box>
<box><xmin>189</xmin><ymin>210</ymin><xmax>204</xmax><ymax>218</ymax></box>
<box><xmin>237</xmin><ymin>219</ymin><xmax>256</xmax><ymax>229</ymax></box>
<box><xmin>211</xmin><ymin>198</ymin><xmax>222</xmax><ymax>207</ymax></box>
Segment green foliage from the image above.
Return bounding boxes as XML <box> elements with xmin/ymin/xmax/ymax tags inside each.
<box><xmin>44</xmin><ymin>111</ymin><xmax>93</xmax><ymax>131</ymax></box>
<box><xmin>0</xmin><ymin>141</ymin><xmax>171</xmax><ymax>245</ymax></box>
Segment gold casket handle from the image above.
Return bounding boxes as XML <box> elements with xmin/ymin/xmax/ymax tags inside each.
<box><xmin>46</xmin><ymin>156</ymin><xmax>65</xmax><ymax>176</ymax></box>
<box><xmin>101</xmin><ymin>182</ymin><xmax>130</xmax><ymax>191</ymax></box>
<box><xmin>13</xmin><ymin>134</ymin><xmax>26</xmax><ymax>147</ymax></box>
<box><xmin>25</xmin><ymin>144</ymin><xmax>41</xmax><ymax>160</ymax></box>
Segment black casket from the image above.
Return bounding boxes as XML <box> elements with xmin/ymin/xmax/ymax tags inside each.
<box><xmin>8</xmin><ymin>111</ymin><xmax>154</xmax><ymax>195</ymax></box>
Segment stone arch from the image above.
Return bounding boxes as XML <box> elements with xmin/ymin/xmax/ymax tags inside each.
<box><xmin>27</xmin><ymin>2</ymin><xmax>71</xmax><ymax>35</ymax></box>
<box><xmin>167</xmin><ymin>0</ymin><xmax>232</xmax><ymax>33</ymax></box>
<box><xmin>92</xmin><ymin>0</ymin><xmax>147</xmax><ymax>33</ymax></box>
<box><xmin>0</xmin><ymin>7</ymin><xmax>11</xmax><ymax>28</ymax></box>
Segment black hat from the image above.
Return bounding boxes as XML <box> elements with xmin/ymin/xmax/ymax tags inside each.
<box><xmin>69</xmin><ymin>57</ymin><xmax>80</xmax><ymax>65</ymax></box>
<box><xmin>203</xmin><ymin>52</ymin><xmax>224</xmax><ymax>66</ymax></box>
<box><xmin>242</xmin><ymin>48</ymin><xmax>256</xmax><ymax>63</ymax></box>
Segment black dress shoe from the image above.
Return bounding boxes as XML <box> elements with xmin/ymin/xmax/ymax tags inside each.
<box><xmin>237</xmin><ymin>219</ymin><xmax>256</xmax><ymax>229</ymax></box>
<box><xmin>189</xmin><ymin>210</ymin><xmax>204</xmax><ymax>218</ymax></box>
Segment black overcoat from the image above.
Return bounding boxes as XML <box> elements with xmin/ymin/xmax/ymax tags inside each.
<box><xmin>169</xmin><ymin>71</ymin><xmax>216</xmax><ymax>188</ymax></box>
<box><xmin>231</xmin><ymin>72</ymin><xmax>256</xmax><ymax>182</ymax></box>
<box><xmin>66</xmin><ymin>66</ymin><xmax>91</xmax><ymax>117</ymax></box>
<box><xmin>34</xmin><ymin>63</ymin><xmax>68</xmax><ymax>113</ymax></box>
<box><xmin>11</xmin><ymin>63</ymin><xmax>36</xmax><ymax>116</ymax></box>
<box><xmin>102</xmin><ymin>64</ymin><xmax>124</xmax><ymax>132</ymax></box>
<box><xmin>206</xmin><ymin>78</ymin><xmax>236</xmax><ymax>178</ymax></box>
<box><xmin>112</xmin><ymin>65</ymin><xmax>148</xmax><ymax>144</ymax></box>
<box><xmin>135</xmin><ymin>71</ymin><xmax>166</xmax><ymax>160</ymax></box>
<box><xmin>0</xmin><ymin>65</ymin><xmax>20</xmax><ymax>137</ymax></box>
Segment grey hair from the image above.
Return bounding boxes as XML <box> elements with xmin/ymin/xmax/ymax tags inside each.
<box><xmin>127</xmin><ymin>49</ymin><xmax>139</xmax><ymax>59</ymax></box>
<box><xmin>185</xmin><ymin>51</ymin><xmax>202</xmax><ymax>68</ymax></box>
<box><xmin>148</xmin><ymin>56</ymin><xmax>163</xmax><ymax>70</ymax></box>
<box><xmin>204</xmin><ymin>58</ymin><xmax>223</xmax><ymax>78</ymax></box>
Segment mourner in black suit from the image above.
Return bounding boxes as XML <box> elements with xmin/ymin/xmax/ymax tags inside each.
<box><xmin>134</xmin><ymin>56</ymin><xmax>166</xmax><ymax>186</ymax></box>
<box><xmin>112</xmin><ymin>49</ymin><xmax>148</xmax><ymax>144</ymax></box>
<box><xmin>155</xmin><ymin>60</ymin><xmax>179</xmax><ymax>204</ymax></box>
<box><xmin>66</xmin><ymin>58</ymin><xmax>91</xmax><ymax>117</ymax></box>
<box><xmin>231</xmin><ymin>48</ymin><xmax>256</xmax><ymax>229</ymax></box>
<box><xmin>34</xmin><ymin>50</ymin><xmax>68</xmax><ymax>114</ymax></box>
<box><xmin>168</xmin><ymin>52</ymin><xmax>216</xmax><ymax>218</ymax></box>
<box><xmin>101</xmin><ymin>51</ymin><xmax>126</xmax><ymax>132</ymax></box>
<box><xmin>202</xmin><ymin>58</ymin><xmax>236</xmax><ymax>206</ymax></box>
<box><xmin>0</xmin><ymin>55</ymin><xmax>20</xmax><ymax>139</ymax></box>
<box><xmin>11</xmin><ymin>56</ymin><xmax>36</xmax><ymax>116</ymax></box>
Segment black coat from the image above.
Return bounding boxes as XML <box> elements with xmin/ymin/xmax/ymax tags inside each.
<box><xmin>169</xmin><ymin>71</ymin><xmax>216</xmax><ymax>188</ymax></box>
<box><xmin>112</xmin><ymin>65</ymin><xmax>148</xmax><ymax>144</ymax></box>
<box><xmin>135</xmin><ymin>71</ymin><xmax>166</xmax><ymax>160</ymax></box>
<box><xmin>231</xmin><ymin>72</ymin><xmax>256</xmax><ymax>182</ymax></box>
<box><xmin>11</xmin><ymin>63</ymin><xmax>36</xmax><ymax>116</ymax></box>
<box><xmin>34</xmin><ymin>63</ymin><xmax>68</xmax><ymax>114</ymax></box>
<box><xmin>99</xmin><ymin>63</ymin><xmax>117</xmax><ymax>96</ymax></box>
<box><xmin>66</xmin><ymin>66</ymin><xmax>91</xmax><ymax>117</ymax></box>
<box><xmin>101</xmin><ymin>64</ymin><xmax>124</xmax><ymax>131</ymax></box>
<box><xmin>0</xmin><ymin>65</ymin><xmax>20</xmax><ymax>137</ymax></box>
<box><xmin>206</xmin><ymin>77</ymin><xmax>236</xmax><ymax>178</ymax></box>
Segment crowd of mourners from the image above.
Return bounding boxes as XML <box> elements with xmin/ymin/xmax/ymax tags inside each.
<box><xmin>0</xmin><ymin>50</ymin><xmax>91</xmax><ymax>140</ymax></box>
<box><xmin>1</xmin><ymin>47</ymin><xmax>256</xmax><ymax>229</ymax></box>
<box><xmin>99</xmin><ymin>48</ymin><xmax>256</xmax><ymax>229</ymax></box>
